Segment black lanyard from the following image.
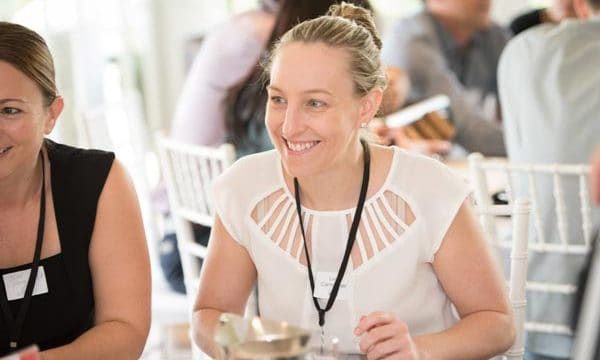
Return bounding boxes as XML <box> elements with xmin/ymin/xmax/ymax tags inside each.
<box><xmin>293</xmin><ymin>138</ymin><xmax>370</xmax><ymax>328</ymax></box>
<box><xmin>0</xmin><ymin>152</ymin><xmax>46</xmax><ymax>350</ymax></box>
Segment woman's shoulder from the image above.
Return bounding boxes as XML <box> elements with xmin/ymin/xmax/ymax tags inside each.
<box><xmin>211</xmin><ymin>150</ymin><xmax>281</xmax><ymax>234</ymax></box>
<box><xmin>386</xmin><ymin>146</ymin><xmax>469</xmax><ymax>193</ymax></box>
<box><xmin>46</xmin><ymin>139</ymin><xmax>116</xmax><ymax>198</ymax></box>
<box><xmin>45</xmin><ymin>139</ymin><xmax>115</xmax><ymax>166</ymax></box>
<box><xmin>214</xmin><ymin>149</ymin><xmax>280</xmax><ymax>190</ymax></box>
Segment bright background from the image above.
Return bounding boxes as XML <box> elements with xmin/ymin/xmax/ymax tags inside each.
<box><xmin>0</xmin><ymin>1</ymin><xmax>553</xmax><ymax>357</ymax></box>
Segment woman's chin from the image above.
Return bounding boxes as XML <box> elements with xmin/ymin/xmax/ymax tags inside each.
<box><xmin>281</xmin><ymin>162</ymin><xmax>318</xmax><ymax>180</ymax></box>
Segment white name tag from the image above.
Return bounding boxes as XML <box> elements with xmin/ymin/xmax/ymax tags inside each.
<box><xmin>313</xmin><ymin>272</ymin><xmax>353</xmax><ymax>301</ymax></box>
<box><xmin>2</xmin><ymin>267</ymin><xmax>49</xmax><ymax>301</ymax></box>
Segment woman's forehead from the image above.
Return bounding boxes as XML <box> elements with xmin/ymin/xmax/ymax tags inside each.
<box><xmin>0</xmin><ymin>61</ymin><xmax>41</xmax><ymax>101</ymax></box>
<box><xmin>269</xmin><ymin>42</ymin><xmax>354</xmax><ymax>95</ymax></box>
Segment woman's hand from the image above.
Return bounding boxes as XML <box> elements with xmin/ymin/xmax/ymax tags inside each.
<box><xmin>370</xmin><ymin>121</ymin><xmax>450</xmax><ymax>156</ymax></box>
<box><xmin>354</xmin><ymin>312</ymin><xmax>421</xmax><ymax>360</ymax></box>
<box><xmin>390</xmin><ymin>126</ymin><xmax>451</xmax><ymax>155</ymax></box>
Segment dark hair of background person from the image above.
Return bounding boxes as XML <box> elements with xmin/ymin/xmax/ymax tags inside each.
<box><xmin>589</xmin><ymin>0</ymin><xmax>600</xmax><ymax>9</ymax></box>
<box><xmin>0</xmin><ymin>21</ymin><xmax>58</xmax><ymax>106</ymax></box>
<box><xmin>224</xmin><ymin>0</ymin><xmax>373</xmax><ymax>149</ymax></box>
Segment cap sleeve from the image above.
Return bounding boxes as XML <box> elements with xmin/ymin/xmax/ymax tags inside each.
<box><xmin>211</xmin><ymin>166</ymin><xmax>249</xmax><ymax>248</ymax></box>
<box><xmin>422</xmin><ymin>159</ymin><xmax>471</xmax><ymax>262</ymax></box>
<box><xmin>395</xmin><ymin>151</ymin><xmax>472</xmax><ymax>263</ymax></box>
<box><xmin>209</xmin><ymin>151</ymin><xmax>280</xmax><ymax>248</ymax></box>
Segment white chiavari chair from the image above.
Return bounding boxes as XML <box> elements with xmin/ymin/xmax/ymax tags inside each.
<box><xmin>157</xmin><ymin>136</ymin><xmax>236</xmax><ymax>358</ymax></box>
<box><xmin>157</xmin><ymin>136</ymin><xmax>236</xmax><ymax>306</ymax></box>
<box><xmin>469</xmin><ymin>153</ymin><xmax>594</xmax><ymax>356</ymax></box>
<box><xmin>572</xmin><ymin>239</ymin><xmax>600</xmax><ymax>360</ymax></box>
<box><xmin>473</xmin><ymin>197</ymin><xmax>531</xmax><ymax>360</ymax></box>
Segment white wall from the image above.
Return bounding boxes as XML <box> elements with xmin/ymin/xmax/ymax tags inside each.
<box><xmin>150</xmin><ymin>0</ymin><xmax>231</xmax><ymax>132</ymax></box>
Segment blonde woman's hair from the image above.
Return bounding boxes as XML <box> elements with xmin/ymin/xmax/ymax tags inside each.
<box><xmin>266</xmin><ymin>2</ymin><xmax>387</xmax><ymax>97</ymax></box>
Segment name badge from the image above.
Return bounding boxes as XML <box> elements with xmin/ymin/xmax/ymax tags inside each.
<box><xmin>314</xmin><ymin>272</ymin><xmax>353</xmax><ymax>301</ymax></box>
<box><xmin>2</xmin><ymin>267</ymin><xmax>49</xmax><ymax>301</ymax></box>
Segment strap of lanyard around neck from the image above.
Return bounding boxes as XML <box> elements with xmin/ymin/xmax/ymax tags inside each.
<box><xmin>293</xmin><ymin>138</ymin><xmax>370</xmax><ymax>327</ymax></box>
<box><xmin>0</xmin><ymin>151</ymin><xmax>46</xmax><ymax>350</ymax></box>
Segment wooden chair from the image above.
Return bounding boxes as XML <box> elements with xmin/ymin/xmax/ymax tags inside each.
<box><xmin>469</xmin><ymin>153</ymin><xmax>594</xmax><ymax>356</ymax></box>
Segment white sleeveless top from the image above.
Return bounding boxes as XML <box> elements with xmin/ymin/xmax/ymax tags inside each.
<box><xmin>212</xmin><ymin>146</ymin><xmax>470</xmax><ymax>353</ymax></box>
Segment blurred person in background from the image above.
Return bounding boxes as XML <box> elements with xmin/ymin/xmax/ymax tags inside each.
<box><xmin>381</xmin><ymin>0</ymin><xmax>509</xmax><ymax>157</ymax></box>
<box><xmin>510</xmin><ymin>0</ymin><xmax>577</xmax><ymax>35</ymax></box>
<box><xmin>498</xmin><ymin>0</ymin><xmax>600</xmax><ymax>358</ymax></box>
<box><xmin>156</xmin><ymin>0</ymin><xmax>384</xmax><ymax>295</ymax></box>
<box><xmin>0</xmin><ymin>22</ymin><xmax>150</xmax><ymax>358</ymax></box>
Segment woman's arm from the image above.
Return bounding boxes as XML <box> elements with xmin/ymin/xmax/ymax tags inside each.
<box><xmin>355</xmin><ymin>201</ymin><xmax>514</xmax><ymax>359</ymax></box>
<box><xmin>416</xmin><ymin>201</ymin><xmax>515</xmax><ymax>359</ymax></box>
<box><xmin>192</xmin><ymin>216</ymin><xmax>257</xmax><ymax>358</ymax></box>
<box><xmin>41</xmin><ymin>160</ymin><xmax>151</xmax><ymax>360</ymax></box>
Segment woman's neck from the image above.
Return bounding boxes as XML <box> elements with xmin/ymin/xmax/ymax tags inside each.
<box><xmin>291</xmin><ymin>141</ymin><xmax>366</xmax><ymax>211</ymax></box>
<box><xmin>0</xmin><ymin>151</ymin><xmax>43</xmax><ymax>211</ymax></box>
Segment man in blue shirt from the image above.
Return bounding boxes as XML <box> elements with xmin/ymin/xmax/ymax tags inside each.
<box><xmin>382</xmin><ymin>0</ymin><xmax>509</xmax><ymax>156</ymax></box>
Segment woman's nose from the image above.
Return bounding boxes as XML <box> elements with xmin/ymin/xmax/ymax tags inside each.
<box><xmin>281</xmin><ymin>106</ymin><xmax>305</xmax><ymax>138</ymax></box>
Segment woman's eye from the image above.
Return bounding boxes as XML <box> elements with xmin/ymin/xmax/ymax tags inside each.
<box><xmin>308</xmin><ymin>99</ymin><xmax>325</xmax><ymax>108</ymax></box>
<box><xmin>270</xmin><ymin>96</ymin><xmax>286</xmax><ymax>105</ymax></box>
<box><xmin>0</xmin><ymin>107</ymin><xmax>21</xmax><ymax>115</ymax></box>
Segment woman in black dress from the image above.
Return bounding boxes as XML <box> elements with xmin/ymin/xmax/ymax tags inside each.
<box><xmin>0</xmin><ymin>22</ymin><xmax>150</xmax><ymax>358</ymax></box>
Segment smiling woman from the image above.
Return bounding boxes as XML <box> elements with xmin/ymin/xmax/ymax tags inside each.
<box><xmin>0</xmin><ymin>22</ymin><xmax>151</xmax><ymax>359</ymax></box>
<box><xmin>265</xmin><ymin>42</ymin><xmax>379</xmax><ymax>182</ymax></box>
<box><xmin>192</xmin><ymin>2</ymin><xmax>515</xmax><ymax>359</ymax></box>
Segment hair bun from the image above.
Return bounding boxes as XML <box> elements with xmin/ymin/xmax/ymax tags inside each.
<box><xmin>327</xmin><ymin>2</ymin><xmax>382</xmax><ymax>50</ymax></box>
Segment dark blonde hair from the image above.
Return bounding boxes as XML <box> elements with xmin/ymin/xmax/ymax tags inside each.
<box><xmin>0</xmin><ymin>22</ymin><xmax>58</xmax><ymax>106</ymax></box>
<box><xmin>267</xmin><ymin>2</ymin><xmax>387</xmax><ymax>97</ymax></box>
<box><xmin>225</xmin><ymin>0</ymin><xmax>373</xmax><ymax>151</ymax></box>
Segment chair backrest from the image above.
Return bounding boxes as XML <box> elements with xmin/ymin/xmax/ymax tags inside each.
<box><xmin>474</xmin><ymin>198</ymin><xmax>531</xmax><ymax>360</ymax></box>
<box><xmin>572</xmin><ymin>240</ymin><xmax>600</xmax><ymax>360</ymax></box>
<box><xmin>157</xmin><ymin>136</ymin><xmax>236</xmax><ymax>302</ymax></box>
<box><xmin>469</xmin><ymin>153</ymin><xmax>593</xmax><ymax>341</ymax></box>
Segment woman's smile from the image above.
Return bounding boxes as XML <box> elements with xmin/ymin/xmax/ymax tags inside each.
<box><xmin>284</xmin><ymin>138</ymin><xmax>321</xmax><ymax>154</ymax></box>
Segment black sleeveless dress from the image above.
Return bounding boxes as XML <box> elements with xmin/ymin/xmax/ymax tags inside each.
<box><xmin>0</xmin><ymin>140</ymin><xmax>114</xmax><ymax>355</ymax></box>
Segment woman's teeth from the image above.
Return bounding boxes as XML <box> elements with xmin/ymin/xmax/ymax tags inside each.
<box><xmin>286</xmin><ymin>140</ymin><xmax>319</xmax><ymax>152</ymax></box>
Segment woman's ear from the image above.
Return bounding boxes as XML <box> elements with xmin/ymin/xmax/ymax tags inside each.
<box><xmin>358</xmin><ymin>87</ymin><xmax>383</xmax><ymax>127</ymax></box>
<box><xmin>44</xmin><ymin>96</ymin><xmax>64</xmax><ymax>134</ymax></box>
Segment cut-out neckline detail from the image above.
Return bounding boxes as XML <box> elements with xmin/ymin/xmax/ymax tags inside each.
<box><xmin>276</xmin><ymin>147</ymin><xmax>397</xmax><ymax>215</ymax></box>
<box><xmin>252</xmin><ymin>189</ymin><xmax>415</xmax><ymax>269</ymax></box>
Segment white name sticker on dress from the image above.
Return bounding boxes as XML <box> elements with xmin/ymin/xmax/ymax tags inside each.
<box><xmin>2</xmin><ymin>267</ymin><xmax>49</xmax><ymax>301</ymax></box>
<box><xmin>314</xmin><ymin>272</ymin><xmax>353</xmax><ymax>301</ymax></box>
